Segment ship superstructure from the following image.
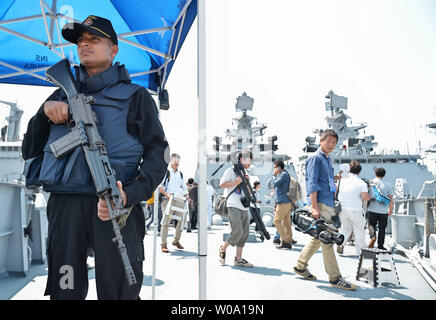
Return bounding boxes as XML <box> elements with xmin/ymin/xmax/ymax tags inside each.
<box><xmin>0</xmin><ymin>99</ymin><xmax>24</xmax><ymax>182</ymax></box>
<box><xmin>0</xmin><ymin>100</ymin><xmax>47</xmax><ymax>280</ymax></box>
<box><xmin>205</xmin><ymin>92</ymin><xmax>297</xmax><ymax>214</ymax></box>
<box><xmin>298</xmin><ymin>90</ymin><xmax>435</xmax><ymax>200</ymax></box>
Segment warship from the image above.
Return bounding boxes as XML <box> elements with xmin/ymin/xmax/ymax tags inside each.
<box><xmin>0</xmin><ymin>99</ymin><xmax>24</xmax><ymax>182</ymax></box>
<box><xmin>298</xmin><ymin>90</ymin><xmax>435</xmax><ymax>201</ymax></box>
<box><xmin>1</xmin><ymin>95</ymin><xmax>435</xmax><ymax>301</ymax></box>
<box><xmin>205</xmin><ymin>92</ymin><xmax>298</xmax><ymax>215</ymax></box>
<box><xmin>297</xmin><ymin>91</ymin><xmax>436</xmax><ymax>290</ymax></box>
<box><xmin>0</xmin><ymin>100</ymin><xmax>47</xmax><ymax>281</ymax></box>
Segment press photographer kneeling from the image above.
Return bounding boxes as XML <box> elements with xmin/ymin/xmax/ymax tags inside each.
<box><xmin>292</xmin><ymin>129</ymin><xmax>357</xmax><ymax>291</ymax></box>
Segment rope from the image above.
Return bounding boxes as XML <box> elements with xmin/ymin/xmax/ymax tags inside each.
<box><xmin>425</xmin><ymin>198</ymin><xmax>431</xmax><ymax>238</ymax></box>
<box><xmin>433</xmin><ymin>196</ymin><xmax>436</xmax><ymax>234</ymax></box>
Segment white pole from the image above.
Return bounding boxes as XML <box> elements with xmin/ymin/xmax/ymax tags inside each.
<box><xmin>151</xmin><ymin>186</ymin><xmax>159</xmax><ymax>299</ymax></box>
<box><xmin>151</xmin><ymin>91</ymin><xmax>162</xmax><ymax>300</ymax></box>
<box><xmin>197</xmin><ymin>0</ymin><xmax>207</xmax><ymax>300</ymax></box>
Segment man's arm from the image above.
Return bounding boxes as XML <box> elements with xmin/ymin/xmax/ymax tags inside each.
<box><xmin>361</xmin><ymin>192</ymin><xmax>371</xmax><ymax>201</ymax></box>
<box><xmin>22</xmin><ymin>89</ymin><xmax>61</xmax><ymax>160</ymax></box>
<box><xmin>123</xmin><ymin>88</ymin><xmax>169</xmax><ymax>207</ymax></box>
<box><xmin>273</xmin><ymin>171</ymin><xmax>286</xmax><ymax>188</ymax></box>
<box><xmin>305</xmin><ymin>157</ymin><xmax>321</xmax><ymax>194</ymax></box>
<box><xmin>306</xmin><ymin>157</ymin><xmax>321</xmax><ymax>219</ymax></box>
<box><xmin>158</xmin><ymin>185</ymin><xmax>170</xmax><ymax>198</ymax></box>
<box><xmin>219</xmin><ymin>168</ymin><xmax>242</xmax><ymax>189</ymax></box>
<box><xmin>310</xmin><ymin>192</ymin><xmax>320</xmax><ymax>219</ymax></box>
<box><xmin>181</xmin><ymin>174</ymin><xmax>188</xmax><ymax>197</ymax></box>
<box><xmin>220</xmin><ymin>177</ymin><xmax>242</xmax><ymax>189</ymax></box>
<box><xmin>388</xmin><ymin>195</ymin><xmax>394</xmax><ymax>215</ymax></box>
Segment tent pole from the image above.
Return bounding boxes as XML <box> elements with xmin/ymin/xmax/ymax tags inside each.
<box><xmin>39</xmin><ymin>0</ymin><xmax>52</xmax><ymax>48</ymax></box>
<box><xmin>151</xmin><ymin>86</ymin><xmax>162</xmax><ymax>300</ymax></box>
<box><xmin>197</xmin><ymin>0</ymin><xmax>207</xmax><ymax>301</ymax></box>
<box><xmin>0</xmin><ymin>60</ymin><xmax>46</xmax><ymax>81</ymax></box>
<box><xmin>173</xmin><ymin>11</ymin><xmax>187</xmax><ymax>60</ymax></box>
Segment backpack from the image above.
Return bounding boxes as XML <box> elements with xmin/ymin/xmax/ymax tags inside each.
<box><xmin>162</xmin><ymin>169</ymin><xmax>183</xmax><ymax>188</ymax></box>
<box><xmin>285</xmin><ymin>170</ymin><xmax>302</xmax><ymax>205</ymax></box>
<box><xmin>159</xmin><ymin>169</ymin><xmax>184</xmax><ymax>201</ymax></box>
<box><xmin>371</xmin><ymin>182</ymin><xmax>391</xmax><ymax>207</ymax></box>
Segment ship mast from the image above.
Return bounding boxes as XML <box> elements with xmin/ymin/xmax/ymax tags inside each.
<box><xmin>0</xmin><ymin>99</ymin><xmax>23</xmax><ymax>142</ymax></box>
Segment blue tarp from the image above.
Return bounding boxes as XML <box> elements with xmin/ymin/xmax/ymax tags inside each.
<box><xmin>0</xmin><ymin>0</ymin><xmax>197</xmax><ymax>92</ymax></box>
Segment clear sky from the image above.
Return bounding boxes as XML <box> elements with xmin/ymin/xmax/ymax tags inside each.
<box><xmin>1</xmin><ymin>0</ymin><xmax>435</xmax><ymax>177</ymax></box>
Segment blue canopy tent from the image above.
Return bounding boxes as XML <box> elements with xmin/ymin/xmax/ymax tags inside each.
<box><xmin>0</xmin><ymin>0</ymin><xmax>197</xmax><ymax>93</ymax></box>
<box><xmin>0</xmin><ymin>0</ymin><xmax>210</xmax><ymax>300</ymax></box>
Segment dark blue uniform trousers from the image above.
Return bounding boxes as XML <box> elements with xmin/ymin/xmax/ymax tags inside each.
<box><xmin>44</xmin><ymin>193</ymin><xmax>145</xmax><ymax>300</ymax></box>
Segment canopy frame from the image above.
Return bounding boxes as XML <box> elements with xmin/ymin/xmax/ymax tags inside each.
<box><xmin>0</xmin><ymin>0</ymin><xmax>194</xmax><ymax>93</ymax></box>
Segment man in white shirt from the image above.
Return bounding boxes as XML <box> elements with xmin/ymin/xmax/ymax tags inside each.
<box><xmin>158</xmin><ymin>154</ymin><xmax>188</xmax><ymax>253</ymax></box>
<box><xmin>337</xmin><ymin>161</ymin><xmax>371</xmax><ymax>255</ymax></box>
<box><xmin>218</xmin><ymin>151</ymin><xmax>253</xmax><ymax>268</ymax></box>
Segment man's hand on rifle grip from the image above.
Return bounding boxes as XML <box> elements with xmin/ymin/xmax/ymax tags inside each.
<box><xmin>43</xmin><ymin>101</ymin><xmax>69</xmax><ymax>124</ymax></box>
<box><xmin>97</xmin><ymin>181</ymin><xmax>127</xmax><ymax>221</ymax></box>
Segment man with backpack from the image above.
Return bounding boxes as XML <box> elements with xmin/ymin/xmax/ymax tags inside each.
<box><xmin>272</xmin><ymin>159</ymin><xmax>294</xmax><ymax>249</ymax></box>
<box><xmin>367</xmin><ymin>167</ymin><xmax>394</xmax><ymax>250</ymax></box>
<box><xmin>158</xmin><ymin>153</ymin><xmax>188</xmax><ymax>253</ymax></box>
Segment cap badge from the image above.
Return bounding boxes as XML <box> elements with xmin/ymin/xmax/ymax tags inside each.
<box><xmin>83</xmin><ymin>16</ymin><xmax>97</xmax><ymax>26</ymax></box>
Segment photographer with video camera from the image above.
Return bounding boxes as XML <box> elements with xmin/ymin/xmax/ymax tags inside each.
<box><xmin>218</xmin><ymin>151</ymin><xmax>254</xmax><ymax>268</ymax></box>
<box><xmin>293</xmin><ymin>130</ymin><xmax>357</xmax><ymax>291</ymax></box>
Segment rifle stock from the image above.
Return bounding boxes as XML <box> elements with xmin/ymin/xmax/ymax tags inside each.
<box><xmin>45</xmin><ymin>58</ymin><xmax>78</xmax><ymax>99</ymax></box>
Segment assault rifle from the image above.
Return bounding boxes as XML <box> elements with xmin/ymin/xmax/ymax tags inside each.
<box><xmin>45</xmin><ymin>58</ymin><xmax>137</xmax><ymax>286</ymax></box>
<box><xmin>233</xmin><ymin>162</ymin><xmax>270</xmax><ymax>241</ymax></box>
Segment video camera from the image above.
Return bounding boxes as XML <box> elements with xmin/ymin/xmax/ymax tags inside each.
<box><xmin>292</xmin><ymin>209</ymin><xmax>344</xmax><ymax>245</ymax></box>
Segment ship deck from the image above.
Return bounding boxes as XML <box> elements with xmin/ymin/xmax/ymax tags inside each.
<box><xmin>1</xmin><ymin>223</ymin><xmax>435</xmax><ymax>301</ymax></box>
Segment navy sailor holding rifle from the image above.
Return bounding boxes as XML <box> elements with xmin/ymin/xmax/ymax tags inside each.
<box><xmin>22</xmin><ymin>15</ymin><xmax>169</xmax><ymax>300</ymax></box>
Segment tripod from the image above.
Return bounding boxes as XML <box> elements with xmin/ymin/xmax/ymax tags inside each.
<box><xmin>233</xmin><ymin>162</ymin><xmax>270</xmax><ymax>241</ymax></box>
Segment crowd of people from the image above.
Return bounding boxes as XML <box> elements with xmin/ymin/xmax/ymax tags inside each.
<box><xmin>151</xmin><ymin>131</ymin><xmax>394</xmax><ymax>293</ymax></box>
<box><xmin>21</xmin><ymin>14</ymin><xmax>394</xmax><ymax>300</ymax></box>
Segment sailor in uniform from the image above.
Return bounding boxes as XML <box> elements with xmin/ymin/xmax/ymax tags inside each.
<box><xmin>22</xmin><ymin>15</ymin><xmax>168</xmax><ymax>299</ymax></box>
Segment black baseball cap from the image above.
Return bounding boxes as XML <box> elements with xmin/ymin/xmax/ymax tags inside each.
<box><xmin>62</xmin><ymin>15</ymin><xmax>118</xmax><ymax>45</ymax></box>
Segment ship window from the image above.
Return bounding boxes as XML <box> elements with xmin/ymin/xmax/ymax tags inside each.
<box><xmin>7</xmin><ymin>146</ymin><xmax>12</xmax><ymax>151</ymax></box>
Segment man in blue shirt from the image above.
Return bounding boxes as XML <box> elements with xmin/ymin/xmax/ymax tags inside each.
<box><xmin>272</xmin><ymin>160</ymin><xmax>293</xmax><ymax>249</ymax></box>
<box><xmin>293</xmin><ymin>129</ymin><xmax>357</xmax><ymax>291</ymax></box>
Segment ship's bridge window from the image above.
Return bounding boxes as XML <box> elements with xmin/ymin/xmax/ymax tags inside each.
<box><xmin>386</xmin><ymin>158</ymin><xmax>398</xmax><ymax>163</ymax></box>
<box><xmin>7</xmin><ymin>146</ymin><xmax>12</xmax><ymax>151</ymax></box>
<box><xmin>13</xmin><ymin>146</ymin><xmax>19</xmax><ymax>151</ymax></box>
<box><xmin>369</xmin><ymin>158</ymin><xmax>381</xmax><ymax>163</ymax></box>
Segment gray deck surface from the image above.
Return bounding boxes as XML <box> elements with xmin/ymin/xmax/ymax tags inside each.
<box><xmin>2</xmin><ymin>224</ymin><xmax>435</xmax><ymax>300</ymax></box>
